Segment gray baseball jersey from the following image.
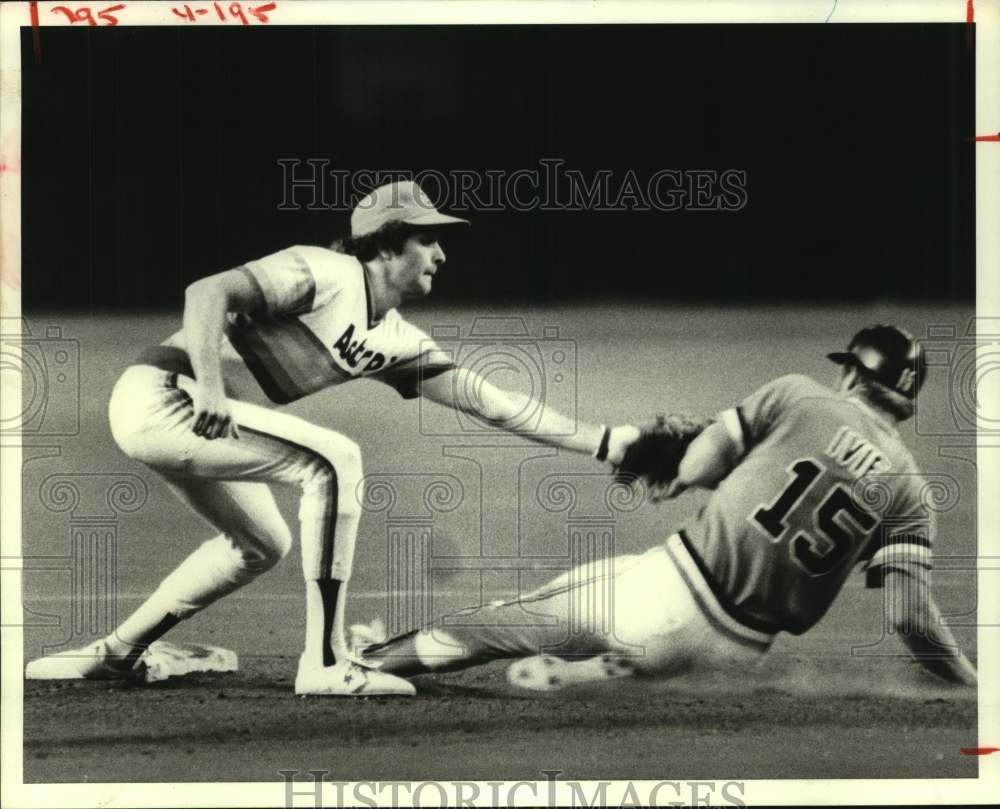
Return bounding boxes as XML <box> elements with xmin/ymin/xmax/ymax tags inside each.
<box><xmin>678</xmin><ymin>374</ymin><xmax>933</xmax><ymax>635</ymax></box>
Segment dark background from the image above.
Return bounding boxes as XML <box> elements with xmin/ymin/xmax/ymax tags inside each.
<box><xmin>21</xmin><ymin>24</ymin><xmax>975</xmax><ymax>309</ymax></box>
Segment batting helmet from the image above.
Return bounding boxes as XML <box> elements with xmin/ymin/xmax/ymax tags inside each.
<box><xmin>827</xmin><ymin>324</ymin><xmax>927</xmax><ymax>399</ymax></box>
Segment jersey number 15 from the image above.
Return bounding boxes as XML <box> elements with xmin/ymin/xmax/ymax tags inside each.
<box><xmin>752</xmin><ymin>458</ymin><xmax>878</xmax><ymax>577</ymax></box>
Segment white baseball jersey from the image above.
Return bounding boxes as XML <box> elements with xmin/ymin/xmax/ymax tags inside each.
<box><xmin>678</xmin><ymin>374</ymin><xmax>933</xmax><ymax>635</ymax></box>
<box><xmin>150</xmin><ymin>245</ymin><xmax>454</xmax><ymax>406</ymax></box>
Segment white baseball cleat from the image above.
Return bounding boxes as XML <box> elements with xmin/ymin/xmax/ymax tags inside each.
<box><xmin>25</xmin><ymin>639</ymin><xmax>147</xmax><ymax>682</ymax></box>
<box><xmin>26</xmin><ymin>640</ymin><xmax>238</xmax><ymax>683</ymax></box>
<box><xmin>294</xmin><ymin>655</ymin><xmax>416</xmax><ymax>697</ymax></box>
<box><xmin>506</xmin><ymin>653</ymin><xmax>635</xmax><ymax>692</ymax></box>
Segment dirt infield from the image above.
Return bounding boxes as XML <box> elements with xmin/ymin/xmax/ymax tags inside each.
<box><xmin>19</xmin><ymin>307</ymin><xmax>980</xmax><ymax>783</ymax></box>
<box><xmin>23</xmin><ymin>653</ymin><xmax>977</xmax><ymax>782</ymax></box>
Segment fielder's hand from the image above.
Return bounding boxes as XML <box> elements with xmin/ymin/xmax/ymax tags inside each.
<box><xmin>595</xmin><ymin>424</ymin><xmax>641</xmax><ymax>466</ymax></box>
<box><xmin>191</xmin><ymin>383</ymin><xmax>240</xmax><ymax>440</ymax></box>
<box><xmin>611</xmin><ymin>414</ymin><xmax>709</xmax><ymax>499</ymax></box>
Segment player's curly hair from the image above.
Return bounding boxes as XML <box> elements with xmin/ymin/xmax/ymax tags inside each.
<box><xmin>330</xmin><ymin>221</ymin><xmax>425</xmax><ymax>262</ymax></box>
<box><xmin>851</xmin><ymin>376</ymin><xmax>915</xmax><ymax>422</ymax></box>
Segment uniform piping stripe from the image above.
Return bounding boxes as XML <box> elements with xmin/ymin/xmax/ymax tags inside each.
<box><xmin>162</xmin><ymin>378</ymin><xmax>339</xmax><ymax>575</ymax></box>
<box><xmin>285</xmin><ymin>318</ymin><xmax>355</xmax><ymax>383</ymax></box>
<box><xmin>864</xmin><ymin>532</ymin><xmax>933</xmax><ymax>574</ymax></box>
<box><xmin>665</xmin><ymin>541</ymin><xmax>770</xmax><ymax>653</ymax></box>
<box><xmin>249</xmin><ymin>316</ymin><xmax>351</xmax><ymax>396</ymax></box>
<box><xmin>673</xmin><ymin>531</ymin><xmax>778</xmax><ymax>642</ymax></box>
<box><xmin>361</xmin><ymin>264</ymin><xmax>377</xmax><ymax>328</ymax></box>
<box><xmin>286</xmin><ymin>251</ymin><xmax>317</xmax><ymax>314</ymax></box>
<box><xmin>385</xmin><ymin>349</ymin><xmax>448</xmax><ymax>372</ymax></box>
<box><xmin>418</xmin><ymin>364</ymin><xmax>454</xmax><ymax>383</ymax></box>
<box><xmin>243</xmin><ymin>256</ymin><xmax>316</xmax><ymax>316</ymax></box>
<box><xmin>376</xmin><ymin>353</ymin><xmax>456</xmax><ymax>398</ymax></box>
<box><xmin>457</xmin><ymin>567</ymin><xmax>617</xmax><ymax>614</ymax></box>
<box><xmin>735</xmin><ymin>405</ymin><xmax>751</xmax><ymax>454</ymax></box>
<box><xmin>237</xmin><ymin>266</ymin><xmax>267</xmax><ymax>310</ymax></box>
<box><xmin>720</xmin><ymin>408</ymin><xmax>745</xmax><ymax>456</ymax></box>
<box><xmin>665</xmin><ymin>536</ymin><xmax>773</xmax><ymax>651</ymax></box>
<box><xmin>226</xmin><ymin>322</ymin><xmax>307</xmax><ymax>404</ymax></box>
<box><xmin>868</xmin><ymin>545</ymin><xmax>932</xmax><ymax>569</ymax></box>
<box><xmin>877</xmin><ymin>532</ymin><xmax>932</xmax><ymax>550</ymax></box>
<box><xmin>239</xmin><ymin>426</ymin><xmax>339</xmax><ymax>577</ymax></box>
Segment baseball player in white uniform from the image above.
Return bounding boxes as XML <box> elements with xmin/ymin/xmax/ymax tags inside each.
<box><xmin>358</xmin><ymin>326</ymin><xmax>978</xmax><ymax>692</ymax></box>
<box><xmin>26</xmin><ymin>181</ymin><xmax>638</xmax><ymax>696</ymax></box>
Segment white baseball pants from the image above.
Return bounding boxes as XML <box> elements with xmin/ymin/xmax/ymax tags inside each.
<box><xmin>108</xmin><ymin>364</ymin><xmax>363</xmax><ymax>620</ymax></box>
<box><xmin>408</xmin><ymin>537</ymin><xmax>774</xmax><ymax>676</ymax></box>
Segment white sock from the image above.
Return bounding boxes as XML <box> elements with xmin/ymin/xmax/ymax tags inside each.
<box><xmin>108</xmin><ymin>534</ymin><xmax>257</xmax><ymax>657</ymax></box>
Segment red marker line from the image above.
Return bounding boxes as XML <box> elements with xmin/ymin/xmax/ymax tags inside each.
<box><xmin>960</xmin><ymin>747</ymin><xmax>999</xmax><ymax>756</ymax></box>
<box><xmin>967</xmin><ymin>0</ymin><xmax>974</xmax><ymax>23</ymax></box>
<box><xmin>974</xmin><ymin>133</ymin><xmax>1000</xmax><ymax>142</ymax></box>
<box><xmin>29</xmin><ymin>1</ymin><xmax>41</xmax><ymax>63</ymax></box>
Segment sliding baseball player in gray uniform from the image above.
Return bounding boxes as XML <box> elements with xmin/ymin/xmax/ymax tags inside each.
<box><xmin>360</xmin><ymin>326</ymin><xmax>977</xmax><ymax>692</ymax></box>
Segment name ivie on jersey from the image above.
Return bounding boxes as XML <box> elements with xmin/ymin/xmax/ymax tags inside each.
<box><xmin>824</xmin><ymin>425</ymin><xmax>892</xmax><ymax>478</ymax></box>
<box><xmin>677</xmin><ymin>374</ymin><xmax>930</xmax><ymax>637</ymax></box>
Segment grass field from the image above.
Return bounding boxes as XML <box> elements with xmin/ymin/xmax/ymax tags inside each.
<box><xmin>17</xmin><ymin>304</ymin><xmax>979</xmax><ymax>782</ymax></box>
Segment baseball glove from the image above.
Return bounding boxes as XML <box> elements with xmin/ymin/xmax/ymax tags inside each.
<box><xmin>612</xmin><ymin>413</ymin><xmax>709</xmax><ymax>496</ymax></box>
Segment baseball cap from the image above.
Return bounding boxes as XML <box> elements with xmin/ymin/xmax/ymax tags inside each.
<box><xmin>350</xmin><ymin>181</ymin><xmax>470</xmax><ymax>238</ymax></box>
<box><xmin>827</xmin><ymin>324</ymin><xmax>927</xmax><ymax>399</ymax></box>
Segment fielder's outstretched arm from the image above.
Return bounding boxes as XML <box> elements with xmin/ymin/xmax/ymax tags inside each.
<box><xmin>182</xmin><ymin>269</ymin><xmax>264</xmax><ymax>440</ymax></box>
<box><xmin>884</xmin><ymin>564</ymin><xmax>977</xmax><ymax>686</ymax></box>
<box><xmin>418</xmin><ymin>367</ymin><xmax>637</xmax><ymax>461</ymax></box>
